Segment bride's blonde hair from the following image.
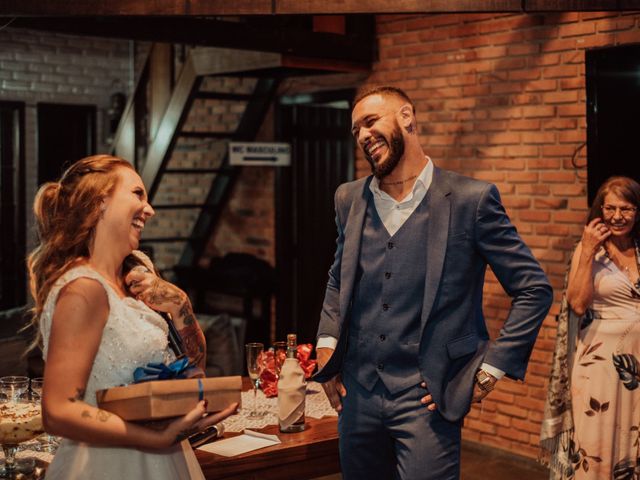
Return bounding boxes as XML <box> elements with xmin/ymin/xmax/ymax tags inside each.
<box><xmin>27</xmin><ymin>154</ymin><xmax>134</xmax><ymax>345</ymax></box>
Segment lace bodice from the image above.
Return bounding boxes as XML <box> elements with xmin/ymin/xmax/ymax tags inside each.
<box><xmin>40</xmin><ymin>266</ymin><xmax>173</xmax><ymax>406</ymax></box>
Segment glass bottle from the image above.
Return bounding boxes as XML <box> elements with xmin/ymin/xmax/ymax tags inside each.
<box><xmin>277</xmin><ymin>333</ymin><xmax>306</xmax><ymax>432</ymax></box>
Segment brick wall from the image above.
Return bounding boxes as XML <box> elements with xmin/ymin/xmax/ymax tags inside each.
<box><xmin>368</xmin><ymin>11</ymin><xmax>640</xmax><ymax>459</ymax></box>
<box><xmin>0</xmin><ymin>27</ymin><xmax>132</xmax><ymax>253</ymax></box>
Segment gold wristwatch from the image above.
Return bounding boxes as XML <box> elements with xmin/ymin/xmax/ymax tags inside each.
<box><xmin>475</xmin><ymin>369</ymin><xmax>497</xmax><ymax>393</ymax></box>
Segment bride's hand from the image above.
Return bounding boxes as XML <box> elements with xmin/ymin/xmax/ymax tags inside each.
<box><xmin>157</xmin><ymin>400</ymin><xmax>239</xmax><ymax>448</ymax></box>
<box><xmin>125</xmin><ymin>267</ymin><xmax>187</xmax><ymax>317</ymax></box>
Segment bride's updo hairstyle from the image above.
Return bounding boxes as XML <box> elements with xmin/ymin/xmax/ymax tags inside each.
<box><xmin>27</xmin><ymin>154</ymin><xmax>134</xmax><ymax>331</ymax></box>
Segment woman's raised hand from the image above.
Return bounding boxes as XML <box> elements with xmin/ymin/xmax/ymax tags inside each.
<box><xmin>125</xmin><ymin>266</ymin><xmax>187</xmax><ymax>318</ymax></box>
<box><xmin>582</xmin><ymin>217</ymin><xmax>611</xmax><ymax>256</ymax></box>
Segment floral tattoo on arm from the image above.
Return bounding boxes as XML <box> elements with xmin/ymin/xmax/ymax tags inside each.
<box><xmin>177</xmin><ymin>300</ymin><xmax>206</xmax><ymax>369</ymax></box>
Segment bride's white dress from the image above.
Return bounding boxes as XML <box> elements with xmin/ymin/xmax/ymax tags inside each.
<box><xmin>40</xmin><ymin>265</ymin><xmax>205</xmax><ymax>479</ymax></box>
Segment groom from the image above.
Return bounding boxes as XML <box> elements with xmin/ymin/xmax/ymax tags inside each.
<box><xmin>314</xmin><ymin>86</ymin><xmax>552</xmax><ymax>479</ymax></box>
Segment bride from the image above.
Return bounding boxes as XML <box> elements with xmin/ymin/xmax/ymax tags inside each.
<box><xmin>28</xmin><ymin>155</ymin><xmax>237</xmax><ymax>479</ymax></box>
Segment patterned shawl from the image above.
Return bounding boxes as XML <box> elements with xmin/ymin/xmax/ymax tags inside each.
<box><xmin>539</xmin><ymin>249</ymin><xmax>584</xmax><ymax>479</ymax></box>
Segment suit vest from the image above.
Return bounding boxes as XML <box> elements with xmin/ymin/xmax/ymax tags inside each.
<box><xmin>344</xmin><ymin>189</ymin><xmax>430</xmax><ymax>394</ymax></box>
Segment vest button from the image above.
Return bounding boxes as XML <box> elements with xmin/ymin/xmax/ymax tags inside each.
<box><xmin>377</xmin><ymin>363</ymin><xmax>384</xmax><ymax>371</ymax></box>
<box><xmin>382</xmin><ymin>303</ymin><xmax>389</xmax><ymax>311</ymax></box>
<box><xmin>387</xmin><ymin>241</ymin><xmax>394</xmax><ymax>250</ymax></box>
<box><xmin>379</xmin><ymin>334</ymin><xmax>386</xmax><ymax>341</ymax></box>
<box><xmin>385</xmin><ymin>272</ymin><xmax>391</xmax><ymax>279</ymax></box>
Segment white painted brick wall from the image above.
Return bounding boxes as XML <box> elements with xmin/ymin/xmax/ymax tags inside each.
<box><xmin>0</xmin><ymin>27</ymin><xmax>134</xmax><ymax>253</ymax></box>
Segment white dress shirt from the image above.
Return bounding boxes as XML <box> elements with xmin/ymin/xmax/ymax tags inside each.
<box><xmin>317</xmin><ymin>159</ymin><xmax>504</xmax><ymax>380</ymax></box>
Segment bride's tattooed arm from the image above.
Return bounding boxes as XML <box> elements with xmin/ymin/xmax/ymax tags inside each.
<box><xmin>176</xmin><ymin>299</ymin><xmax>206</xmax><ymax>370</ymax></box>
<box><xmin>125</xmin><ymin>270</ymin><xmax>206</xmax><ymax>369</ymax></box>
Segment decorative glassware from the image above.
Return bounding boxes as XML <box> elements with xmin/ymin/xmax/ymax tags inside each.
<box><xmin>245</xmin><ymin>342</ymin><xmax>264</xmax><ymax>417</ymax></box>
<box><xmin>0</xmin><ymin>395</ymin><xmax>43</xmax><ymax>477</ymax></box>
<box><xmin>0</xmin><ymin>377</ymin><xmax>29</xmax><ymax>402</ymax></box>
<box><xmin>29</xmin><ymin>378</ymin><xmax>59</xmax><ymax>453</ymax></box>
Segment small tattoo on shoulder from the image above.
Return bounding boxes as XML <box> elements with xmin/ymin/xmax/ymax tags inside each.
<box><xmin>81</xmin><ymin>410</ymin><xmax>92</xmax><ymax>419</ymax></box>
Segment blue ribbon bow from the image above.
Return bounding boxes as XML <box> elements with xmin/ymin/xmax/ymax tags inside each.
<box><xmin>133</xmin><ymin>357</ymin><xmax>200</xmax><ymax>383</ymax></box>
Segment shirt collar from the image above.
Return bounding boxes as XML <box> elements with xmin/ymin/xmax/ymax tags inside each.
<box><xmin>369</xmin><ymin>157</ymin><xmax>434</xmax><ymax>201</ymax></box>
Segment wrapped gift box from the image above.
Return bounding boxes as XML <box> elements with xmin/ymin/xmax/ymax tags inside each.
<box><xmin>96</xmin><ymin>376</ymin><xmax>241</xmax><ymax>421</ymax></box>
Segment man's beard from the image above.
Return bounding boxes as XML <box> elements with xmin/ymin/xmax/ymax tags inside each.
<box><xmin>365</xmin><ymin>128</ymin><xmax>405</xmax><ymax>179</ymax></box>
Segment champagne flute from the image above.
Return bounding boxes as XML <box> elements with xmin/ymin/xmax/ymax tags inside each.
<box><xmin>245</xmin><ymin>343</ymin><xmax>264</xmax><ymax>417</ymax></box>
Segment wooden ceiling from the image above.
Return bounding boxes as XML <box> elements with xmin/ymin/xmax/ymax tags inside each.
<box><xmin>1</xmin><ymin>0</ymin><xmax>639</xmax><ymax>15</ymax></box>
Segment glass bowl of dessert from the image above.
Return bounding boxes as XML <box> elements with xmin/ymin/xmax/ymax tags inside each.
<box><xmin>0</xmin><ymin>399</ymin><xmax>44</xmax><ymax>477</ymax></box>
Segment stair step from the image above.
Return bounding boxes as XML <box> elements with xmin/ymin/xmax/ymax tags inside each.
<box><xmin>195</xmin><ymin>91</ymin><xmax>253</xmax><ymax>101</ymax></box>
<box><xmin>179</xmin><ymin>131</ymin><xmax>232</xmax><ymax>139</ymax></box>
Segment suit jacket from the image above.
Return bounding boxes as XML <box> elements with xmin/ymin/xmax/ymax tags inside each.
<box><xmin>314</xmin><ymin>167</ymin><xmax>553</xmax><ymax>422</ymax></box>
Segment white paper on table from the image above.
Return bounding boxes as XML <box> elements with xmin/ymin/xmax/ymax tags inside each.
<box><xmin>196</xmin><ymin>429</ymin><xmax>281</xmax><ymax>457</ymax></box>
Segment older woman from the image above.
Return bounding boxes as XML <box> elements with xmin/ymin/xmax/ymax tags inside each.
<box><xmin>28</xmin><ymin>155</ymin><xmax>237</xmax><ymax>479</ymax></box>
<box><xmin>541</xmin><ymin>176</ymin><xmax>640</xmax><ymax>479</ymax></box>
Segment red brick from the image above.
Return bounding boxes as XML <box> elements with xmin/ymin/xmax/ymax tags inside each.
<box><xmin>534</xmin><ymin>197</ymin><xmax>569</xmax><ymax>209</ymax></box>
<box><xmin>558</xmin><ymin>21</ymin><xmax>596</xmax><ymax>37</ymax></box>
<box><xmin>510</xmin><ymin>119</ymin><xmax>542</xmax><ymax>130</ymax></box>
<box><xmin>528</xmin><ymin>53</ymin><xmax>561</xmax><ymax>67</ymax></box>
<box><xmin>523</xmin><ymin>79</ymin><xmax>557</xmax><ymax>92</ymax></box>
<box><xmin>558</xmin><ymin>130</ymin><xmax>586</xmax><ymax>143</ymax></box>
<box><xmin>475</xmin><ymin>45</ymin><xmax>509</xmax><ymax>60</ymax></box>
<box><xmin>558</xmin><ymin>104</ymin><xmax>585</xmax><ymax>117</ymax></box>
<box><xmin>517</xmin><ymin>184</ymin><xmax>551</xmax><ymax>195</ymax></box>
<box><xmin>544</xmin><ymin>64</ymin><xmax>580</xmax><ymax>78</ymax></box>
<box><xmin>506</xmin><ymin>171</ymin><xmax>539</xmax><ymax>183</ymax></box>
<box><xmin>487</xmin><ymin>132</ymin><xmax>520</xmax><ymax>145</ymax></box>
<box><xmin>521</xmin><ymin>131</ymin><xmax>556</xmax><ymax>144</ymax></box>
<box><xmin>554</xmin><ymin>210</ymin><xmax>587</xmax><ymax>223</ymax></box>
<box><xmin>543</xmin><ymin>118</ymin><xmax>578</xmax><ymax>130</ymax></box>
<box><xmin>597</xmin><ymin>16</ymin><xmax>636</xmax><ymax>33</ymax></box>
<box><xmin>540</xmin><ymin>38</ymin><xmax>577</xmax><ymax>53</ymax></box>
<box><xmin>616</xmin><ymin>29</ymin><xmax>640</xmax><ymax>45</ymax></box>
<box><xmin>508</xmin><ymin>43</ymin><xmax>540</xmax><ymax>56</ymax></box>
<box><xmin>540</xmin><ymin>171</ymin><xmax>577</xmax><ymax>184</ymax></box>
<box><xmin>521</xmin><ymin>105</ymin><xmax>555</xmax><ymax>118</ymax></box>
<box><xmin>578</xmin><ymin>32</ymin><xmax>618</xmax><ymax>49</ymax></box>
<box><xmin>520</xmin><ymin>210</ymin><xmax>551</xmax><ymax>222</ymax></box>
<box><xmin>544</xmin><ymin>90</ymin><xmax>579</xmax><ymax>104</ymax></box>
<box><xmin>505</xmin><ymin>145</ymin><xmax>539</xmax><ymax>157</ymax></box>
<box><xmin>580</xmin><ymin>12</ymin><xmax>618</xmax><ymax>21</ymax></box>
<box><xmin>391</xmin><ymin>31</ymin><xmax>421</xmax><ymax>45</ymax></box>
<box><xmin>509</xmin><ymin>69</ymin><xmax>541</xmax><ymax>81</ymax></box>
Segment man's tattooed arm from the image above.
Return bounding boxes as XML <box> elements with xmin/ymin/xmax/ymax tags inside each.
<box><xmin>177</xmin><ymin>299</ymin><xmax>206</xmax><ymax>370</ymax></box>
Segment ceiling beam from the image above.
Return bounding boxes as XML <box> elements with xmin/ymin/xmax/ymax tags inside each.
<box><xmin>8</xmin><ymin>17</ymin><xmax>374</xmax><ymax>65</ymax></box>
<box><xmin>0</xmin><ymin>0</ymin><xmax>271</xmax><ymax>15</ymax></box>
<box><xmin>2</xmin><ymin>0</ymin><xmax>639</xmax><ymax>15</ymax></box>
<box><xmin>277</xmin><ymin>0</ymin><xmax>522</xmax><ymax>14</ymax></box>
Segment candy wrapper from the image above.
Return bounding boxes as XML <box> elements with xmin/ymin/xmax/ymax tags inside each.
<box><xmin>259</xmin><ymin>344</ymin><xmax>317</xmax><ymax>398</ymax></box>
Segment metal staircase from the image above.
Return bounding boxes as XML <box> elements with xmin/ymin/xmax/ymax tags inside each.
<box><xmin>111</xmin><ymin>46</ymin><xmax>284</xmax><ymax>271</ymax></box>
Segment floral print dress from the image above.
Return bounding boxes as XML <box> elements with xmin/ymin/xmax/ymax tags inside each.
<box><xmin>569</xmin><ymin>249</ymin><xmax>640</xmax><ymax>479</ymax></box>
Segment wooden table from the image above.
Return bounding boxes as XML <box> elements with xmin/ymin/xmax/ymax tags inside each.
<box><xmin>196</xmin><ymin>380</ymin><xmax>340</xmax><ymax>480</ymax></box>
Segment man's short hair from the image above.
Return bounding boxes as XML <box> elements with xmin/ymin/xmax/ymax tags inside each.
<box><xmin>353</xmin><ymin>86</ymin><xmax>416</xmax><ymax>114</ymax></box>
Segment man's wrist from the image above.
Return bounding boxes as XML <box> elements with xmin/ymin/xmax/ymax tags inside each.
<box><xmin>475</xmin><ymin>369</ymin><xmax>498</xmax><ymax>393</ymax></box>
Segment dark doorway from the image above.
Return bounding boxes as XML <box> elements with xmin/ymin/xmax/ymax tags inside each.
<box><xmin>0</xmin><ymin>102</ymin><xmax>26</xmax><ymax>309</ymax></box>
<box><xmin>275</xmin><ymin>90</ymin><xmax>355</xmax><ymax>344</ymax></box>
<box><xmin>586</xmin><ymin>44</ymin><xmax>640</xmax><ymax>203</ymax></box>
<box><xmin>37</xmin><ymin>103</ymin><xmax>96</xmax><ymax>185</ymax></box>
